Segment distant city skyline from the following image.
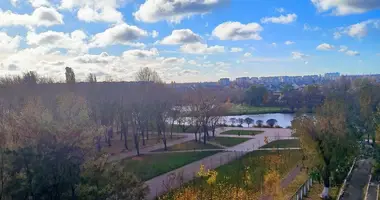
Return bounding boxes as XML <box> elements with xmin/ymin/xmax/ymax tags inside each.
<box><xmin>0</xmin><ymin>1</ymin><xmax>380</xmax><ymax>83</ymax></box>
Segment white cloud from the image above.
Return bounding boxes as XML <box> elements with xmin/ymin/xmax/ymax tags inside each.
<box><xmin>77</xmin><ymin>6</ymin><xmax>123</xmax><ymax>23</ymax></box>
<box><xmin>271</xmin><ymin>43</ymin><xmax>277</xmax><ymax>47</ymax></box>
<box><xmin>212</xmin><ymin>21</ymin><xmax>263</xmax><ymax>40</ymax></box>
<box><xmin>177</xmin><ymin>69</ymin><xmax>199</xmax><ymax>76</ymax></box>
<box><xmin>230</xmin><ymin>47</ymin><xmax>243</xmax><ymax>52</ymax></box>
<box><xmin>133</xmin><ymin>0</ymin><xmax>226</xmax><ymax>23</ymax></box>
<box><xmin>333</xmin><ymin>32</ymin><xmax>342</xmax><ymax>39</ymax></box>
<box><xmin>346</xmin><ymin>21</ymin><xmax>369</xmax><ymax>38</ymax></box>
<box><xmin>188</xmin><ymin>60</ymin><xmax>197</xmax><ymax>65</ymax></box>
<box><xmin>180</xmin><ymin>42</ymin><xmax>225</xmax><ymax>54</ymax></box>
<box><xmin>284</xmin><ymin>41</ymin><xmax>295</xmax><ymax>45</ymax></box>
<box><xmin>304</xmin><ymin>23</ymin><xmax>321</xmax><ymax>31</ymax></box>
<box><xmin>10</xmin><ymin>0</ymin><xmax>18</xmax><ymax>6</ymax></box>
<box><xmin>243</xmin><ymin>52</ymin><xmax>252</xmax><ymax>57</ymax></box>
<box><xmin>292</xmin><ymin>51</ymin><xmax>308</xmax><ymax>59</ymax></box>
<box><xmin>122</xmin><ymin>48</ymin><xmax>159</xmax><ymax>59</ymax></box>
<box><xmin>311</xmin><ymin>0</ymin><xmax>380</xmax><ymax>15</ymax></box>
<box><xmin>338</xmin><ymin>45</ymin><xmax>348</xmax><ymax>52</ymax></box>
<box><xmin>276</xmin><ymin>8</ymin><xmax>285</xmax><ymax>13</ymax></box>
<box><xmin>90</xmin><ymin>23</ymin><xmax>148</xmax><ymax>48</ymax></box>
<box><xmin>0</xmin><ymin>7</ymin><xmax>64</xmax><ymax>28</ymax></box>
<box><xmin>161</xmin><ymin>57</ymin><xmax>186</xmax><ymax>65</ymax></box>
<box><xmin>334</xmin><ymin>20</ymin><xmax>380</xmax><ymax>39</ymax></box>
<box><xmin>26</xmin><ymin>30</ymin><xmax>88</xmax><ymax>53</ymax></box>
<box><xmin>261</xmin><ymin>13</ymin><xmax>297</xmax><ymax>24</ymax></box>
<box><xmin>152</xmin><ymin>30</ymin><xmax>159</xmax><ymax>38</ymax></box>
<box><xmin>316</xmin><ymin>43</ymin><xmax>335</xmax><ymax>51</ymax></box>
<box><xmin>0</xmin><ymin>32</ymin><xmax>22</xmax><ymax>52</ymax></box>
<box><xmin>346</xmin><ymin>50</ymin><xmax>360</xmax><ymax>56</ymax></box>
<box><xmin>161</xmin><ymin>29</ymin><xmax>202</xmax><ymax>45</ymax></box>
<box><xmin>60</xmin><ymin>0</ymin><xmax>124</xmax><ymax>23</ymax></box>
<box><xmin>74</xmin><ymin>52</ymin><xmax>118</xmax><ymax>64</ymax></box>
<box><xmin>28</xmin><ymin>0</ymin><xmax>51</xmax><ymax>7</ymax></box>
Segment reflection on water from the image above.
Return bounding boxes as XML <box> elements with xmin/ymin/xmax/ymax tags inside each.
<box><xmin>222</xmin><ymin>113</ymin><xmax>296</xmax><ymax>128</ymax></box>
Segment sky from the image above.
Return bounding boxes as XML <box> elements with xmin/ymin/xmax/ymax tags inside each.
<box><xmin>0</xmin><ymin>0</ymin><xmax>380</xmax><ymax>83</ymax></box>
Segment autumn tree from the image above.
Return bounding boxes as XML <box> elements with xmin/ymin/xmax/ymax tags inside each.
<box><xmin>244</xmin><ymin>85</ymin><xmax>268</xmax><ymax>106</ymax></box>
<box><xmin>292</xmin><ymin>97</ymin><xmax>357</xmax><ymax>198</ymax></box>
<box><xmin>0</xmin><ymin>94</ymin><xmax>103</xmax><ymax>199</ymax></box>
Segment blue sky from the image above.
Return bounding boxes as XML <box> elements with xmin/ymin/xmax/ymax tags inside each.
<box><xmin>0</xmin><ymin>0</ymin><xmax>379</xmax><ymax>82</ymax></box>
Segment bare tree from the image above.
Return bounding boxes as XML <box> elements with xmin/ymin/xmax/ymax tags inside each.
<box><xmin>135</xmin><ymin>67</ymin><xmax>163</xmax><ymax>83</ymax></box>
<box><xmin>87</xmin><ymin>73</ymin><xmax>97</xmax><ymax>83</ymax></box>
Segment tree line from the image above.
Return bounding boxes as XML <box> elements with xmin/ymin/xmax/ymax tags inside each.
<box><xmin>0</xmin><ymin>67</ymin><xmax>230</xmax><ymax>200</ymax></box>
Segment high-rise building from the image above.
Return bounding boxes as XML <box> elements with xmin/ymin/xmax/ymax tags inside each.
<box><xmin>218</xmin><ymin>78</ymin><xmax>230</xmax><ymax>86</ymax></box>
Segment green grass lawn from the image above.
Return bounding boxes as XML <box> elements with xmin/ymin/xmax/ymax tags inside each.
<box><xmin>121</xmin><ymin>151</ymin><xmax>219</xmax><ymax>181</ymax></box>
<box><xmin>220</xmin><ymin>129</ymin><xmax>264</xmax><ymax>136</ymax></box>
<box><xmin>227</xmin><ymin>104</ymin><xmax>292</xmax><ymax>115</ymax></box>
<box><xmin>210</xmin><ymin>137</ymin><xmax>251</xmax><ymax>147</ymax></box>
<box><xmin>154</xmin><ymin>140</ymin><xmax>220</xmax><ymax>151</ymax></box>
<box><xmin>260</xmin><ymin>139</ymin><xmax>300</xmax><ymax>149</ymax></box>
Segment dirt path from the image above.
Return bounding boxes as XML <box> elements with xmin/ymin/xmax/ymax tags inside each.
<box><xmin>340</xmin><ymin>159</ymin><xmax>372</xmax><ymax>200</ymax></box>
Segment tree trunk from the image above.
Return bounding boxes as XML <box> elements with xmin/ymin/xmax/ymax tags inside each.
<box><xmin>141</xmin><ymin>129</ymin><xmax>145</xmax><ymax>146</ymax></box>
<box><xmin>96</xmin><ymin>136</ymin><xmax>101</xmax><ymax>152</ymax></box>
<box><xmin>107</xmin><ymin>127</ymin><xmax>112</xmax><ymax>147</ymax></box>
<box><xmin>320</xmin><ymin>166</ymin><xmax>330</xmax><ymax>198</ymax></box>
<box><xmin>122</xmin><ymin>121</ymin><xmax>128</xmax><ymax>150</ymax></box>
<box><xmin>212</xmin><ymin>125</ymin><xmax>216</xmax><ymax>137</ymax></box>
<box><xmin>0</xmin><ymin>149</ymin><xmax>4</xmax><ymax>200</ymax></box>
<box><xmin>203</xmin><ymin>124</ymin><xmax>208</xmax><ymax>144</ymax></box>
<box><xmin>132</xmin><ymin>122</ymin><xmax>139</xmax><ymax>156</ymax></box>
<box><xmin>170</xmin><ymin>122</ymin><xmax>174</xmax><ymax>139</ymax></box>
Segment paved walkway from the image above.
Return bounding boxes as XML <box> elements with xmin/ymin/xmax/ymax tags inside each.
<box><xmin>144</xmin><ymin>127</ymin><xmax>294</xmax><ymax>199</ymax></box>
<box><xmin>366</xmin><ymin>184</ymin><xmax>378</xmax><ymax>200</ymax></box>
<box><xmin>340</xmin><ymin>159</ymin><xmax>372</xmax><ymax>200</ymax></box>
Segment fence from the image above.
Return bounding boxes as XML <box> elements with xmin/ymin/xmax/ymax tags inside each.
<box><xmin>289</xmin><ymin>177</ymin><xmax>313</xmax><ymax>200</ymax></box>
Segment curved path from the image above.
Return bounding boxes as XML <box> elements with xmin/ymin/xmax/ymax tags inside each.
<box><xmin>144</xmin><ymin>127</ymin><xmax>294</xmax><ymax>199</ymax></box>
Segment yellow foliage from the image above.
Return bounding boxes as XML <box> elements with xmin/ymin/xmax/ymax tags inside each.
<box><xmin>263</xmin><ymin>169</ymin><xmax>282</xmax><ymax>198</ymax></box>
<box><xmin>197</xmin><ymin>164</ymin><xmax>218</xmax><ymax>185</ymax></box>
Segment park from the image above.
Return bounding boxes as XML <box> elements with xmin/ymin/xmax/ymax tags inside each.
<box><xmin>0</xmin><ymin>68</ymin><xmax>380</xmax><ymax>200</ymax></box>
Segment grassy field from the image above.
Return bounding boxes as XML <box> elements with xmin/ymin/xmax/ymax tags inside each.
<box><xmin>210</xmin><ymin>137</ymin><xmax>251</xmax><ymax>147</ymax></box>
<box><xmin>227</xmin><ymin>104</ymin><xmax>292</xmax><ymax>115</ymax></box>
<box><xmin>154</xmin><ymin>140</ymin><xmax>220</xmax><ymax>151</ymax></box>
<box><xmin>220</xmin><ymin>129</ymin><xmax>264</xmax><ymax>136</ymax></box>
<box><xmin>121</xmin><ymin>151</ymin><xmax>219</xmax><ymax>181</ymax></box>
<box><xmin>163</xmin><ymin>150</ymin><xmax>303</xmax><ymax>199</ymax></box>
<box><xmin>260</xmin><ymin>139</ymin><xmax>300</xmax><ymax>149</ymax></box>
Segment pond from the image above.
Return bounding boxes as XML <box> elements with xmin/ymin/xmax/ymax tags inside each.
<box><xmin>222</xmin><ymin>113</ymin><xmax>296</xmax><ymax>128</ymax></box>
